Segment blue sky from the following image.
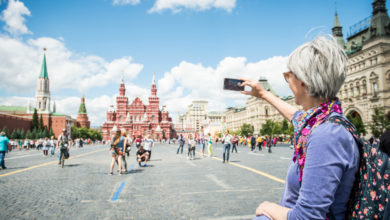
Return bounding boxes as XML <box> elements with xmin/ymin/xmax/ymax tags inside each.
<box><xmin>0</xmin><ymin>0</ymin><xmax>384</xmax><ymax>126</ymax></box>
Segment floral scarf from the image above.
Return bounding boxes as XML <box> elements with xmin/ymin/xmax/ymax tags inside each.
<box><xmin>293</xmin><ymin>98</ymin><xmax>343</xmax><ymax>182</ymax></box>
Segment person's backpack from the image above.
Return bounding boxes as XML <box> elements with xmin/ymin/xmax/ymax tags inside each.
<box><xmin>327</xmin><ymin>116</ymin><xmax>389</xmax><ymax>220</ymax></box>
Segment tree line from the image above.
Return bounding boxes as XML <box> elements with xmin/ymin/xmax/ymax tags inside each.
<box><xmin>71</xmin><ymin>126</ymin><xmax>102</xmax><ymax>141</ymax></box>
<box><xmin>1</xmin><ymin>109</ymin><xmax>54</xmax><ymax>139</ymax></box>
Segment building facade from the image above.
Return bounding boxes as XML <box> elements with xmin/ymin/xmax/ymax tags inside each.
<box><xmin>102</xmin><ymin>74</ymin><xmax>173</xmax><ymax>141</ymax></box>
<box><xmin>334</xmin><ymin>0</ymin><xmax>390</xmax><ymax>132</ymax></box>
<box><xmin>177</xmin><ymin>100</ymin><xmax>226</xmax><ymax>137</ymax></box>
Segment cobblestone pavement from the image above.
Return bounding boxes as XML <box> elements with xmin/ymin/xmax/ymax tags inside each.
<box><xmin>0</xmin><ymin>143</ymin><xmax>294</xmax><ymax>220</ymax></box>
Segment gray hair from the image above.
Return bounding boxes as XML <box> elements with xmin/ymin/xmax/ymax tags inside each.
<box><xmin>287</xmin><ymin>36</ymin><xmax>347</xmax><ymax>100</ymax></box>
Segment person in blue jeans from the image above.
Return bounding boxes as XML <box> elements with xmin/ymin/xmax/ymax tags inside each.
<box><xmin>177</xmin><ymin>134</ymin><xmax>185</xmax><ymax>154</ymax></box>
<box><xmin>222</xmin><ymin>130</ymin><xmax>232</xmax><ymax>163</ymax></box>
<box><xmin>56</xmin><ymin>129</ymin><xmax>71</xmax><ymax>164</ymax></box>
<box><xmin>0</xmin><ymin>131</ymin><xmax>10</xmax><ymax>169</ymax></box>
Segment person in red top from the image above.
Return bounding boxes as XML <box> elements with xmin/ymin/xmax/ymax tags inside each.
<box><xmin>135</xmin><ymin>136</ymin><xmax>142</xmax><ymax>149</ymax></box>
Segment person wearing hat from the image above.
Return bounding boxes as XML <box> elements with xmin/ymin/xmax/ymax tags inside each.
<box><xmin>0</xmin><ymin>131</ymin><xmax>10</xmax><ymax>169</ymax></box>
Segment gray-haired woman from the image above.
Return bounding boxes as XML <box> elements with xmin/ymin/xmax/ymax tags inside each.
<box><xmin>242</xmin><ymin>36</ymin><xmax>359</xmax><ymax>220</ymax></box>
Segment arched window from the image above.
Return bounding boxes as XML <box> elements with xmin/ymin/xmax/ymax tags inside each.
<box><xmin>356</xmin><ymin>82</ymin><xmax>360</xmax><ymax>96</ymax></box>
<box><xmin>373</xmin><ymin>82</ymin><xmax>378</xmax><ymax>96</ymax></box>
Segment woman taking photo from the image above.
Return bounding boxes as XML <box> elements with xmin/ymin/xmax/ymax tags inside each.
<box><xmin>242</xmin><ymin>36</ymin><xmax>359</xmax><ymax>220</ymax></box>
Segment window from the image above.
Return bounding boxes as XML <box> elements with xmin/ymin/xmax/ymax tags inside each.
<box><xmin>373</xmin><ymin>82</ymin><xmax>378</xmax><ymax>96</ymax></box>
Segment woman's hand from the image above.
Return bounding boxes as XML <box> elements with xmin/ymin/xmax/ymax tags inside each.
<box><xmin>240</xmin><ymin>78</ymin><xmax>268</xmax><ymax>98</ymax></box>
<box><xmin>256</xmin><ymin>201</ymin><xmax>274</xmax><ymax>219</ymax></box>
<box><xmin>256</xmin><ymin>201</ymin><xmax>290</xmax><ymax>220</ymax></box>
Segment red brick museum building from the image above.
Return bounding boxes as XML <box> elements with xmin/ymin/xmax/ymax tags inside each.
<box><xmin>102</xmin><ymin>74</ymin><xmax>173</xmax><ymax>141</ymax></box>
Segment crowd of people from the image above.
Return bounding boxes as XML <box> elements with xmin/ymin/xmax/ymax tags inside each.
<box><xmin>0</xmin><ymin>128</ymin><xmax>101</xmax><ymax>170</ymax></box>
<box><xmin>108</xmin><ymin>128</ymin><xmax>155</xmax><ymax>175</ymax></box>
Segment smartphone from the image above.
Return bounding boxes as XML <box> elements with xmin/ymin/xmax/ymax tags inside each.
<box><xmin>223</xmin><ymin>78</ymin><xmax>244</xmax><ymax>91</ymax></box>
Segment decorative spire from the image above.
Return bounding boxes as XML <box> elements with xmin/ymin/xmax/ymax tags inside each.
<box><xmin>332</xmin><ymin>9</ymin><xmax>345</xmax><ymax>48</ymax></box>
<box><xmin>151</xmin><ymin>72</ymin><xmax>157</xmax><ymax>96</ymax></box>
<box><xmin>53</xmin><ymin>101</ymin><xmax>56</xmax><ymax>113</ymax></box>
<box><xmin>78</xmin><ymin>95</ymin><xmax>87</xmax><ymax>114</ymax></box>
<box><xmin>369</xmin><ymin>0</ymin><xmax>390</xmax><ymax>38</ymax></box>
<box><xmin>119</xmin><ymin>72</ymin><xmax>126</xmax><ymax>96</ymax></box>
<box><xmin>39</xmin><ymin>48</ymin><xmax>48</xmax><ymax>78</ymax></box>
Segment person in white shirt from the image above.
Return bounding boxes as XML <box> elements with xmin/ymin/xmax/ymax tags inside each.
<box><xmin>143</xmin><ymin>134</ymin><xmax>154</xmax><ymax>162</ymax></box>
<box><xmin>222</xmin><ymin>130</ymin><xmax>233</xmax><ymax>163</ymax></box>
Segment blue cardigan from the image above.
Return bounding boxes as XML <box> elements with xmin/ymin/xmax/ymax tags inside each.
<box><xmin>255</xmin><ymin>111</ymin><xmax>359</xmax><ymax>220</ymax></box>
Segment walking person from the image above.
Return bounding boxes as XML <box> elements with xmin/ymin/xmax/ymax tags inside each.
<box><xmin>267</xmin><ymin>136</ymin><xmax>272</xmax><ymax>153</ymax></box>
<box><xmin>109</xmin><ymin>129</ymin><xmax>123</xmax><ymax>175</ymax></box>
<box><xmin>222</xmin><ymin>130</ymin><xmax>232</xmax><ymax>163</ymax></box>
<box><xmin>207</xmin><ymin>133</ymin><xmax>213</xmax><ymax>157</ymax></box>
<box><xmin>120</xmin><ymin>130</ymin><xmax>128</xmax><ymax>172</ymax></box>
<box><xmin>257</xmin><ymin>136</ymin><xmax>263</xmax><ymax>151</ymax></box>
<box><xmin>0</xmin><ymin>132</ymin><xmax>10</xmax><ymax>170</ymax></box>
<box><xmin>42</xmin><ymin>137</ymin><xmax>50</xmax><ymax>156</ymax></box>
<box><xmin>231</xmin><ymin>135</ymin><xmax>238</xmax><ymax>153</ymax></box>
<box><xmin>242</xmin><ymin>36</ymin><xmax>361</xmax><ymax>219</ymax></box>
<box><xmin>251</xmin><ymin>135</ymin><xmax>256</xmax><ymax>151</ymax></box>
<box><xmin>177</xmin><ymin>134</ymin><xmax>185</xmax><ymax>154</ymax></box>
<box><xmin>200</xmin><ymin>127</ymin><xmax>206</xmax><ymax>157</ymax></box>
<box><xmin>50</xmin><ymin>136</ymin><xmax>56</xmax><ymax>156</ymax></box>
<box><xmin>187</xmin><ymin>134</ymin><xmax>195</xmax><ymax>160</ymax></box>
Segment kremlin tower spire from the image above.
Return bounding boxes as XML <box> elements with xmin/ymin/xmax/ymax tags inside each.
<box><xmin>76</xmin><ymin>94</ymin><xmax>90</xmax><ymax>128</ymax></box>
<box><xmin>119</xmin><ymin>71</ymin><xmax>126</xmax><ymax>96</ymax></box>
<box><xmin>35</xmin><ymin>48</ymin><xmax>51</xmax><ymax>113</ymax></box>
<box><xmin>151</xmin><ymin>72</ymin><xmax>157</xmax><ymax>96</ymax></box>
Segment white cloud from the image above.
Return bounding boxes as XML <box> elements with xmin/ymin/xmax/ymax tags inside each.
<box><xmin>149</xmin><ymin>0</ymin><xmax>236</xmax><ymax>13</ymax></box>
<box><xmin>1</xmin><ymin>0</ymin><xmax>31</xmax><ymax>35</ymax></box>
<box><xmin>112</xmin><ymin>0</ymin><xmax>141</xmax><ymax>6</ymax></box>
<box><xmin>0</xmin><ymin>36</ymin><xmax>144</xmax><ymax>94</ymax></box>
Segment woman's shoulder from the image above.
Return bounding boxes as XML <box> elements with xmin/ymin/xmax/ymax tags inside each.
<box><xmin>309</xmin><ymin>113</ymin><xmax>358</xmax><ymax>154</ymax></box>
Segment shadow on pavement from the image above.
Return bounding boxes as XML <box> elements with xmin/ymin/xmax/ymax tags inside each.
<box><xmin>64</xmin><ymin>164</ymin><xmax>81</xmax><ymax>167</ymax></box>
<box><xmin>128</xmin><ymin>169</ymin><xmax>145</xmax><ymax>174</ymax></box>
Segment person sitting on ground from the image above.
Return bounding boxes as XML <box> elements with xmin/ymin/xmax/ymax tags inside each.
<box><xmin>242</xmin><ymin>36</ymin><xmax>359</xmax><ymax>220</ymax></box>
<box><xmin>137</xmin><ymin>145</ymin><xmax>149</xmax><ymax>167</ymax></box>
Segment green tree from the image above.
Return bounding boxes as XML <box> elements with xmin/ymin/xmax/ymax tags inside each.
<box><xmin>49</xmin><ymin>128</ymin><xmax>54</xmax><ymax>138</ymax></box>
<box><xmin>370</xmin><ymin>107</ymin><xmax>390</xmax><ymax>137</ymax></box>
<box><xmin>347</xmin><ymin>114</ymin><xmax>366</xmax><ymax>136</ymax></box>
<box><xmin>11</xmin><ymin>129</ymin><xmax>20</xmax><ymax>139</ymax></box>
<box><xmin>20</xmin><ymin>129</ymin><xmax>26</xmax><ymax>139</ymax></box>
<box><xmin>26</xmin><ymin>130</ymin><xmax>33</xmax><ymax>139</ymax></box>
<box><xmin>32</xmin><ymin>108</ymin><xmax>38</xmax><ymax>130</ymax></box>
<box><xmin>272</xmin><ymin>121</ymin><xmax>282</xmax><ymax>135</ymax></box>
<box><xmin>1</xmin><ymin>126</ymin><xmax>9</xmax><ymax>137</ymax></box>
<box><xmin>260</xmin><ymin>120</ymin><xmax>274</xmax><ymax>136</ymax></box>
<box><xmin>240</xmin><ymin>123</ymin><xmax>254</xmax><ymax>137</ymax></box>
<box><xmin>32</xmin><ymin>128</ymin><xmax>38</xmax><ymax>139</ymax></box>
<box><xmin>281</xmin><ymin>119</ymin><xmax>290</xmax><ymax>135</ymax></box>
<box><xmin>39</xmin><ymin>114</ymin><xmax>44</xmax><ymax>131</ymax></box>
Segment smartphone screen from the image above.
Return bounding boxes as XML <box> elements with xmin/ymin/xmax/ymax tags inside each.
<box><xmin>223</xmin><ymin>78</ymin><xmax>244</xmax><ymax>91</ymax></box>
